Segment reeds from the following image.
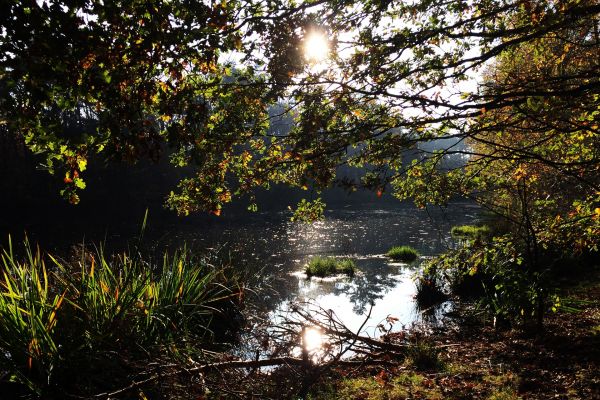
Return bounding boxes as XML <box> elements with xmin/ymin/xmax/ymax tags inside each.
<box><xmin>386</xmin><ymin>246</ymin><xmax>419</xmax><ymax>262</ymax></box>
<box><xmin>305</xmin><ymin>256</ymin><xmax>356</xmax><ymax>277</ymax></box>
<box><xmin>0</xmin><ymin>237</ymin><xmax>239</xmax><ymax>395</ymax></box>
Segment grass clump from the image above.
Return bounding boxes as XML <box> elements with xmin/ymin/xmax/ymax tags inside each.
<box><xmin>0</xmin><ymin>238</ymin><xmax>241</xmax><ymax>397</ymax></box>
<box><xmin>451</xmin><ymin>225</ymin><xmax>491</xmax><ymax>240</ymax></box>
<box><xmin>305</xmin><ymin>256</ymin><xmax>356</xmax><ymax>278</ymax></box>
<box><xmin>406</xmin><ymin>341</ymin><xmax>446</xmax><ymax>371</ymax></box>
<box><xmin>386</xmin><ymin>245</ymin><xmax>419</xmax><ymax>262</ymax></box>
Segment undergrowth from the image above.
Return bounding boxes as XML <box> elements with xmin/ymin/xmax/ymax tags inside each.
<box><xmin>0</xmin><ymin>237</ymin><xmax>242</xmax><ymax>398</ymax></box>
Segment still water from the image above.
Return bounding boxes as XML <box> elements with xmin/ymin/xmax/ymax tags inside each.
<box><xmin>165</xmin><ymin>201</ymin><xmax>482</xmax><ymax>337</ymax></box>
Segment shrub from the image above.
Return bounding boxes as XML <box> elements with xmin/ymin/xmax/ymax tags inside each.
<box><xmin>305</xmin><ymin>256</ymin><xmax>356</xmax><ymax>277</ymax></box>
<box><xmin>386</xmin><ymin>246</ymin><xmax>419</xmax><ymax>262</ymax></box>
<box><xmin>427</xmin><ymin>237</ymin><xmax>553</xmax><ymax>328</ymax></box>
<box><xmin>426</xmin><ymin>246</ymin><xmax>487</xmax><ymax>298</ymax></box>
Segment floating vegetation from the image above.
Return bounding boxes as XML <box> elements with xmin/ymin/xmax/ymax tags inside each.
<box><xmin>450</xmin><ymin>225</ymin><xmax>491</xmax><ymax>240</ymax></box>
<box><xmin>305</xmin><ymin>256</ymin><xmax>356</xmax><ymax>278</ymax></box>
<box><xmin>386</xmin><ymin>246</ymin><xmax>419</xmax><ymax>262</ymax></box>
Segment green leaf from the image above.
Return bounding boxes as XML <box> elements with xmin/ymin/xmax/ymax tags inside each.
<box><xmin>74</xmin><ymin>178</ymin><xmax>86</xmax><ymax>190</ymax></box>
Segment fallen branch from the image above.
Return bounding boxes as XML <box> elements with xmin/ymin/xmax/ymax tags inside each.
<box><xmin>288</xmin><ymin>305</ymin><xmax>409</xmax><ymax>354</ymax></box>
<box><xmin>94</xmin><ymin>356</ymin><xmax>394</xmax><ymax>399</ymax></box>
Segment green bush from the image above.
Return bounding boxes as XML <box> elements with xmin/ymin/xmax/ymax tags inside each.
<box><xmin>386</xmin><ymin>246</ymin><xmax>419</xmax><ymax>262</ymax></box>
<box><xmin>426</xmin><ymin>237</ymin><xmax>553</xmax><ymax>328</ymax></box>
<box><xmin>0</xmin><ymin>238</ymin><xmax>240</xmax><ymax>397</ymax></box>
<box><xmin>451</xmin><ymin>225</ymin><xmax>491</xmax><ymax>240</ymax></box>
<box><xmin>305</xmin><ymin>256</ymin><xmax>356</xmax><ymax>277</ymax></box>
<box><xmin>425</xmin><ymin>246</ymin><xmax>487</xmax><ymax>298</ymax></box>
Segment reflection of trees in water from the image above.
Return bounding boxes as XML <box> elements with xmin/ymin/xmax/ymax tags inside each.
<box><xmin>211</xmin><ymin>205</ymin><xmax>479</xmax><ymax>318</ymax></box>
<box><xmin>332</xmin><ymin>269</ymin><xmax>399</xmax><ymax>314</ymax></box>
<box><xmin>416</xmin><ymin>301</ymin><xmax>453</xmax><ymax>326</ymax></box>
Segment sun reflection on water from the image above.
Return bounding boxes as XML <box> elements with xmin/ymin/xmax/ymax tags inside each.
<box><xmin>302</xmin><ymin>326</ymin><xmax>323</xmax><ymax>352</ymax></box>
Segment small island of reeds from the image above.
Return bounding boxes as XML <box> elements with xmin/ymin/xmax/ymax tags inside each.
<box><xmin>450</xmin><ymin>225</ymin><xmax>491</xmax><ymax>240</ymax></box>
<box><xmin>386</xmin><ymin>245</ymin><xmax>419</xmax><ymax>262</ymax></box>
<box><xmin>305</xmin><ymin>256</ymin><xmax>356</xmax><ymax>278</ymax></box>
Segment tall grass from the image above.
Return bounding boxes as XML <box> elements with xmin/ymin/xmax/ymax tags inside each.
<box><xmin>387</xmin><ymin>246</ymin><xmax>419</xmax><ymax>262</ymax></box>
<box><xmin>305</xmin><ymin>256</ymin><xmax>356</xmax><ymax>277</ymax></box>
<box><xmin>0</xmin><ymin>237</ymin><xmax>64</xmax><ymax>392</ymax></box>
<box><xmin>450</xmin><ymin>225</ymin><xmax>491</xmax><ymax>240</ymax></box>
<box><xmin>0</xmin><ymin>238</ymin><xmax>240</xmax><ymax>396</ymax></box>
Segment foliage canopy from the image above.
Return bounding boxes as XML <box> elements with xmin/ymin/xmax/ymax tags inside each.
<box><xmin>1</xmin><ymin>0</ymin><xmax>599</xmax><ymax>253</ymax></box>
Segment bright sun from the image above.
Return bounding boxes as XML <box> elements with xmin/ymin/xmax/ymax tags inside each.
<box><xmin>304</xmin><ymin>31</ymin><xmax>330</xmax><ymax>63</ymax></box>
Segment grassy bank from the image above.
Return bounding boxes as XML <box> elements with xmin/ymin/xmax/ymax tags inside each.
<box><xmin>0</xmin><ymin>238</ymin><xmax>243</xmax><ymax>398</ymax></box>
<box><xmin>3</xmin><ymin>237</ymin><xmax>597</xmax><ymax>399</ymax></box>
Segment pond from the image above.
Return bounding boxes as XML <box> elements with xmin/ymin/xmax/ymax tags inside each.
<box><xmin>162</xmin><ymin>201</ymin><xmax>482</xmax><ymax>338</ymax></box>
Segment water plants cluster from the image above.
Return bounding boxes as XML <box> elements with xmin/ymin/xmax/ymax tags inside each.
<box><xmin>450</xmin><ymin>225</ymin><xmax>491</xmax><ymax>240</ymax></box>
<box><xmin>386</xmin><ymin>245</ymin><xmax>419</xmax><ymax>262</ymax></box>
<box><xmin>0</xmin><ymin>238</ymin><xmax>242</xmax><ymax>397</ymax></box>
<box><xmin>305</xmin><ymin>256</ymin><xmax>356</xmax><ymax>278</ymax></box>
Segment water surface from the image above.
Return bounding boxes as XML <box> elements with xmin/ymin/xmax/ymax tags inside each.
<box><xmin>164</xmin><ymin>202</ymin><xmax>481</xmax><ymax>336</ymax></box>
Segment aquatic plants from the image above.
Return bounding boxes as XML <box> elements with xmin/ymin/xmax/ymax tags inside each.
<box><xmin>386</xmin><ymin>246</ymin><xmax>419</xmax><ymax>262</ymax></box>
<box><xmin>451</xmin><ymin>225</ymin><xmax>491</xmax><ymax>241</ymax></box>
<box><xmin>425</xmin><ymin>236</ymin><xmax>562</xmax><ymax>329</ymax></box>
<box><xmin>305</xmin><ymin>257</ymin><xmax>356</xmax><ymax>278</ymax></box>
<box><xmin>414</xmin><ymin>266</ymin><xmax>448</xmax><ymax>310</ymax></box>
<box><xmin>0</xmin><ymin>238</ymin><xmax>241</xmax><ymax>397</ymax></box>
